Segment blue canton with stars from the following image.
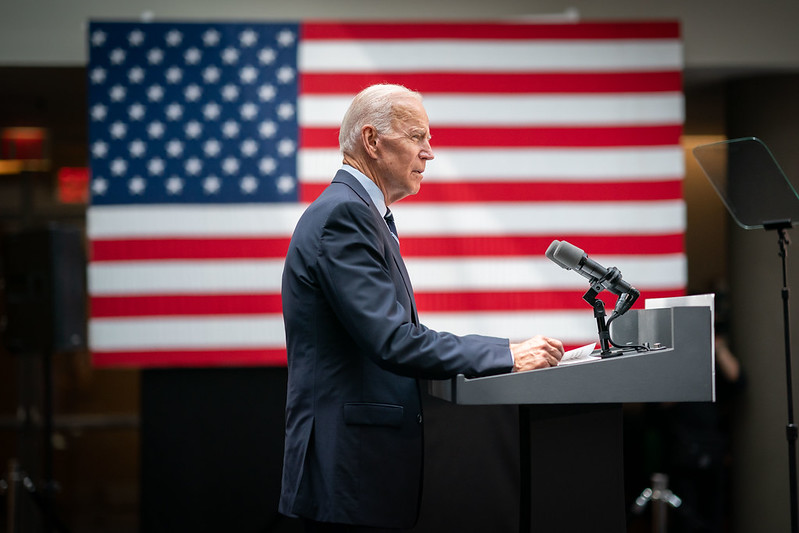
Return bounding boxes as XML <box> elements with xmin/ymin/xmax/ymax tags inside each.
<box><xmin>88</xmin><ymin>22</ymin><xmax>299</xmax><ymax>205</ymax></box>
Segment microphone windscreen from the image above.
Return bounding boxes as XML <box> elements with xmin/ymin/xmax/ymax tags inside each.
<box><xmin>551</xmin><ymin>240</ymin><xmax>585</xmax><ymax>269</ymax></box>
<box><xmin>545</xmin><ymin>240</ymin><xmax>561</xmax><ymax>261</ymax></box>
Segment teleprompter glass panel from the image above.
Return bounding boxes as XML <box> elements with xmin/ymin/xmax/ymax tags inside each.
<box><xmin>693</xmin><ymin>137</ymin><xmax>799</xmax><ymax>229</ymax></box>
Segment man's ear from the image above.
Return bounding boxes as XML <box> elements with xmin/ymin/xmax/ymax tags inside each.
<box><xmin>361</xmin><ymin>125</ymin><xmax>379</xmax><ymax>160</ymax></box>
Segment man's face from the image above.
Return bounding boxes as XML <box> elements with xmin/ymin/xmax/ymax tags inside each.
<box><xmin>375</xmin><ymin>97</ymin><xmax>435</xmax><ymax>205</ymax></box>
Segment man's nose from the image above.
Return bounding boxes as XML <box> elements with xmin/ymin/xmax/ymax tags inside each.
<box><xmin>421</xmin><ymin>140</ymin><xmax>434</xmax><ymax>160</ymax></box>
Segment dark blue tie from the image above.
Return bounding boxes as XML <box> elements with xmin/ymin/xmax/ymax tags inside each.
<box><xmin>384</xmin><ymin>209</ymin><xmax>398</xmax><ymax>240</ymax></box>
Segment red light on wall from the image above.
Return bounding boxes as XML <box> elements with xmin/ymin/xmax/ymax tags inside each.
<box><xmin>1</xmin><ymin>127</ymin><xmax>47</xmax><ymax>160</ymax></box>
<box><xmin>58</xmin><ymin>167</ymin><xmax>90</xmax><ymax>204</ymax></box>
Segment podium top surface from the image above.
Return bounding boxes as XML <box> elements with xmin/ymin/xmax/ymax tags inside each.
<box><xmin>429</xmin><ymin>305</ymin><xmax>714</xmax><ymax>405</ymax></box>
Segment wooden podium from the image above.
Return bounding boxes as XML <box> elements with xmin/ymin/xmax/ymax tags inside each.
<box><xmin>428</xmin><ymin>297</ymin><xmax>715</xmax><ymax>533</ymax></box>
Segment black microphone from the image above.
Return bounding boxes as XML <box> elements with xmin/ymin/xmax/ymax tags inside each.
<box><xmin>545</xmin><ymin>239</ymin><xmax>640</xmax><ymax>317</ymax></box>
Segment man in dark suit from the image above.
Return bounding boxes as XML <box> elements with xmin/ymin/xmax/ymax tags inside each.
<box><xmin>279</xmin><ymin>84</ymin><xmax>564</xmax><ymax>532</ymax></box>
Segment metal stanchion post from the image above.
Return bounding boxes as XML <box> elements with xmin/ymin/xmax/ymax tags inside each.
<box><xmin>7</xmin><ymin>458</ymin><xmax>23</xmax><ymax>533</ymax></box>
<box><xmin>630</xmin><ymin>472</ymin><xmax>683</xmax><ymax>533</ymax></box>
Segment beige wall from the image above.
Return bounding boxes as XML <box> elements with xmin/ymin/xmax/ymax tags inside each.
<box><xmin>2</xmin><ymin>0</ymin><xmax>799</xmax><ymax>73</ymax></box>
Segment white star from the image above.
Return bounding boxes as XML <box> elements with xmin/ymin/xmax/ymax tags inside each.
<box><xmin>109</xmin><ymin>85</ymin><xmax>127</xmax><ymax>102</ymax></box>
<box><xmin>166</xmin><ymin>139</ymin><xmax>184</xmax><ymax>158</ymax></box>
<box><xmin>276</xmin><ymin>29</ymin><xmax>296</xmax><ymax>47</ymax></box>
<box><xmin>185</xmin><ymin>121</ymin><xmax>203</xmax><ymax>139</ymax></box>
<box><xmin>147</xmin><ymin>84</ymin><xmax>165</xmax><ymax>102</ymax></box>
<box><xmin>147</xmin><ymin>48</ymin><xmax>164</xmax><ymax>65</ymax></box>
<box><xmin>185</xmin><ymin>47</ymin><xmax>202</xmax><ymax>65</ymax></box>
<box><xmin>202</xmin><ymin>102</ymin><xmax>221</xmax><ymax>120</ymax></box>
<box><xmin>166</xmin><ymin>103</ymin><xmax>184</xmax><ymax>121</ymax></box>
<box><xmin>239</xmin><ymin>29</ymin><xmax>259</xmax><ymax>47</ymax></box>
<box><xmin>259</xmin><ymin>120</ymin><xmax>277</xmax><ymax>138</ymax></box>
<box><xmin>90</xmin><ymin>104</ymin><xmax>107</xmax><ymax>121</ymax></box>
<box><xmin>110</xmin><ymin>158</ymin><xmax>128</xmax><ymax>176</ymax></box>
<box><xmin>110</xmin><ymin>121</ymin><xmax>127</xmax><ymax>139</ymax></box>
<box><xmin>221</xmin><ymin>84</ymin><xmax>239</xmax><ymax>101</ymax></box>
<box><xmin>222</xmin><ymin>120</ymin><xmax>240</xmax><ymax>138</ymax></box>
<box><xmin>128</xmin><ymin>29</ymin><xmax>145</xmax><ymax>46</ymax></box>
<box><xmin>165</xmin><ymin>66</ymin><xmax>183</xmax><ymax>84</ymax></box>
<box><xmin>276</xmin><ymin>174</ymin><xmax>296</xmax><ymax>194</ymax></box>
<box><xmin>92</xmin><ymin>140</ymin><xmax>109</xmax><ymax>158</ymax></box>
<box><xmin>128</xmin><ymin>67</ymin><xmax>145</xmax><ymax>84</ymax></box>
<box><xmin>147</xmin><ymin>121</ymin><xmax>165</xmax><ymax>139</ymax></box>
<box><xmin>277</xmin><ymin>138</ymin><xmax>296</xmax><ymax>157</ymax></box>
<box><xmin>240</xmin><ymin>102</ymin><xmax>259</xmax><ymax>121</ymax></box>
<box><xmin>165</xmin><ymin>29</ymin><xmax>183</xmax><ymax>47</ymax></box>
<box><xmin>276</xmin><ymin>102</ymin><xmax>295</xmax><ymax>120</ymax></box>
<box><xmin>203</xmin><ymin>29</ymin><xmax>221</xmax><ymax>47</ymax></box>
<box><xmin>148</xmin><ymin>157</ymin><xmax>165</xmax><ymax>175</ymax></box>
<box><xmin>203</xmin><ymin>175</ymin><xmax>221</xmax><ymax>194</ymax></box>
<box><xmin>221</xmin><ymin>47</ymin><xmax>239</xmax><ymax>65</ymax></box>
<box><xmin>90</xmin><ymin>67</ymin><xmax>107</xmax><ymax>84</ymax></box>
<box><xmin>109</xmin><ymin>48</ymin><xmax>126</xmax><ymax>65</ymax></box>
<box><xmin>202</xmin><ymin>65</ymin><xmax>221</xmax><ymax>84</ymax></box>
<box><xmin>239</xmin><ymin>65</ymin><xmax>258</xmax><ymax>84</ymax></box>
<box><xmin>203</xmin><ymin>139</ymin><xmax>222</xmax><ymax>157</ymax></box>
<box><xmin>128</xmin><ymin>176</ymin><xmax>146</xmax><ymax>195</ymax></box>
<box><xmin>128</xmin><ymin>139</ymin><xmax>146</xmax><ymax>158</ymax></box>
<box><xmin>128</xmin><ymin>103</ymin><xmax>146</xmax><ymax>121</ymax></box>
<box><xmin>165</xmin><ymin>176</ymin><xmax>184</xmax><ymax>195</ymax></box>
<box><xmin>258</xmin><ymin>48</ymin><xmax>277</xmax><ymax>65</ymax></box>
<box><xmin>222</xmin><ymin>157</ymin><xmax>240</xmax><ymax>175</ymax></box>
<box><xmin>259</xmin><ymin>156</ymin><xmax>277</xmax><ymax>175</ymax></box>
<box><xmin>240</xmin><ymin>138</ymin><xmax>259</xmax><ymax>157</ymax></box>
<box><xmin>92</xmin><ymin>177</ymin><xmax>108</xmax><ymax>195</ymax></box>
<box><xmin>276</xmin><ymin>66</ymin><xmax>295</xmax><ymax>84</ymax></box>
<box><xmin>240</xmin><ymin>175</ymin><xmax>259</xmax><ymax>194</ymax></box>
<box><xmin>258</xmin><ymin>84</ymin><xmax>276</xmax><ymax>102</ymax></box>
<box><xmin>91</xmin><ymin>30</ymin><xmax>107</xmax><ymax>47</ymax></box>
<box><xmin>185</xmin><ymin>157</ymin><xmax>203</xmax><ymax>176</ymax></box>
<box><xmin>184</xmin><ymin>84</ymin><xmax>202</xmax><ymax>102</ymax></box>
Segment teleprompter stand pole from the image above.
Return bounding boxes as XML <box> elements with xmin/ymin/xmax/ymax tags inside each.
<box><xmin>765</xmin><ymin>220</ymin><xmax>798</xmax><ymax>533</ymax></box>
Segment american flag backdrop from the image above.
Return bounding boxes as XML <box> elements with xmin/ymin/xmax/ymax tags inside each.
<box><xmin>87</xmin><ymin>20</ymin><xmax>685</xmax><ymax>368</ymax></box>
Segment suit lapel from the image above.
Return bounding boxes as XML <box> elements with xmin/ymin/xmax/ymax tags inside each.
<box><xmin>333</xmin><ymin>171</ymin><xmax>420</xmax><ymax>325</ymax></box>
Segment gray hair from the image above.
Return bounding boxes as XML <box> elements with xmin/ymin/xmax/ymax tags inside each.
<box><xmin>338</xmin><ymin>84</ymin><xmax>423</xmax><ymax>155</ymax></box>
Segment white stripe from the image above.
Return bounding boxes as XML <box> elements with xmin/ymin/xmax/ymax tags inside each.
<box><xmin>406</xmin><ymin>255</ymin><xmax>686</xmax><ymax>291</ymax></box>
<box><xmin>87</xmin><ymin>204</ymin><xmax>305</xmax><ymax>239</ymax></box>
<box><xmin>88</xmin><ymin>260</ymin><xmax>285</xmax><ymax>295</ymax></box>
<box><xmin>392</xmin><ymin>201</ymin><xmax>685</xmax><ymax>235</ymax></box>
<box><xmin>299</xmin><ymin>40</ymin><xmax>683</xmax><ymax>72</ymax></box>
<box><xmin>87</xmin><ymin>254</ymin><xmax>684</xmax><ymax>296</ymax></box>
<box><xmin>299</xmin><ymin>94</ymin><xmax>684</xmax><ymax>127</ymax></box>
<box><xmin>87</xmin><ymin>201</ymin><xmax>684</xmax><ymax>239</ymax></box>
<box><xmin>418</xmin><ymin>310</ymin><xmax>601</xmax><ymax>344</ymax></box>
<box><xmin>89</xmin><ymin>315</ymin><xmax>285</xmax><ymax>350</ymax></box>
<box><xmin>299</xmin><ymin>147</ymin><xmax>685</xmax><ymax>181</ymax></box>
<box><xmin>88</xmin><ymin>312</ymin><xmax>600</xmax><ymax>350</ymax></box>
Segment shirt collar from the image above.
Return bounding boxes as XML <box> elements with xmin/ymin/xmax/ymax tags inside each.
<box><xmin>341</xmin><ymin>164</ymin><xmax>388</xmax><ymax>217</ymax></box>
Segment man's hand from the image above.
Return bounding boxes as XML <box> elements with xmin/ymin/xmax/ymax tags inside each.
<box><xmin>510</xmin><ymin>335</ymin><xmax>565</xmax><ymax>372</ymax></box>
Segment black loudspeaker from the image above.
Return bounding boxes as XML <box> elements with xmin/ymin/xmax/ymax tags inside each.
<box><xmin>2</xmin><ymin>224</ymin><xmax>87</xmax><ymax>354</ymax></box>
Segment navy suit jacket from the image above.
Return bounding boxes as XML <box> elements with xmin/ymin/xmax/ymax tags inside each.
<box><xmin>279</xmin><ymin>170</ymin><xmax>513</xmax><ymax>528</ymax></box>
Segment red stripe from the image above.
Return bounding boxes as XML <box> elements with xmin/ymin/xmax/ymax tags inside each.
<box><xmin>92</xmin><ymin>348</ymin><xmax>287</xmax><ymax>368</ymax></box>
<box><xmin>302</xmin><ymin>21</ymin><xmax>681</xmax><ymax>40</ymax></box>
<box><xmin>89</xmin><ymin>232</ymin><xmax>683</xmax><ymax>262</ymax></box>
<box><xmin>301</xmin><ymin>180</ymin><xmax>683</xmax><ymax>204</ymax></box>
<box><xmin>400</xmin><ymin>234</ymin><xmax>684</xmax><ymax>257</ymax></box>
<box><xmin>91</xmin><ymin>294</ymin><xmax>283</xmax><ymax>317</ymax></box>
<box><xmin>301</xmin><ymin>125</ymin><xmax>683</xmax><ymax>149</ymax></box>
<box><xmin>91</xmin><ymin>285</ymin><xmax>685</xmax><ymax>319</ymax></box>
<box><xmin>300</xmin><ymin>71</ymin><xmax>683</xmax><ymax>95</ymax></box>
<box><xmin>90</xmin><ymin>237</ymin><xmax>289</xmax><ymax>261</ymax></box>
<box><xmin>415</xmin><ymin>288</ymin><xmax>686</xmax><ymax>312</ymax></box>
